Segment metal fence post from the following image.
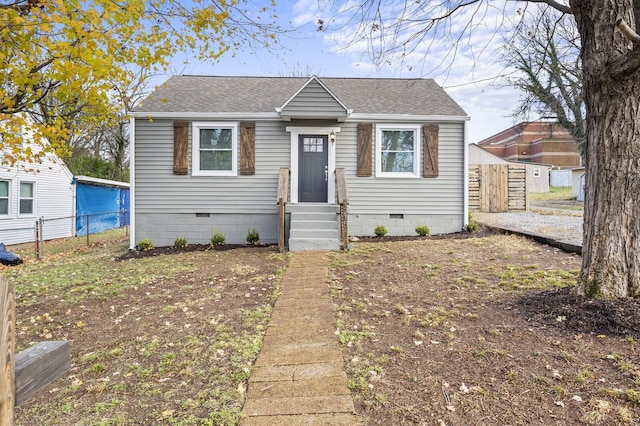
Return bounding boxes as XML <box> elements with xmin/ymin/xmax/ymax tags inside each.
<box><xmin>39</xmin><ymin>218</ymin><xmax>44</xmax><ymax>259</ymax></box>
<box><xmin>123</xmin><ymin>210</ymin><xmax>129</xmax><ymax>236</ymax></box>
<box><xmin>34</xmin><ymin>220</ymin><xmax>39</xmax><ymax>260</ymax></box>
<box><xmin>85</xmin><ymin>214</ymin><xmax>90</xmax><ymax>247</ymax></box>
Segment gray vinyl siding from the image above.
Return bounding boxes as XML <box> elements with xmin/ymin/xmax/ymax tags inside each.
<box><xmin>134</xmin><ymin>118</ymin><xmax>290</xmax><ymax>215</ymax></box>
<box><xmin>134</xmin><ymin>117</ymin><xmax>465</xmax><ymax>244</ymax></box>
<box><xmin>280</xmin><ymin>80</ymin><xmax>348</xmax><ymax>120</ymax></box>
<box><xmin>135</xmin><ymin>212</ymin><xmax>278</xmax><ymax>246</ymax></box>
<box><xmin>337</xmin><ymin>122</ymin><xmax>465</xmax><ymax>215</ymax></box>
<box><xmin>335</xmin><ymin>121</ymin><xmax>465</xmax><ymax>235</ymax></box>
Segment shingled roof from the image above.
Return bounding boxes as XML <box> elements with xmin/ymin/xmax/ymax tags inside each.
<box><xmin>133</xmin><ymin>76</ymin><xmax>467</xmax><ymax>117</ymax></box>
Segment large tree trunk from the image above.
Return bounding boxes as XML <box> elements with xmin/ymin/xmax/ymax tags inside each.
<box><xmin>572</xmin><ymin>0</ymin><xmax>640</xmax><ymax>298</ymax></box>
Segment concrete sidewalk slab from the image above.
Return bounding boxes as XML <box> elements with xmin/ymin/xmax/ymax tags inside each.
<box><xmin>246</xmin><ymin>376</ymin><xmax>351</xmax><ymax>399</ymax></box>
<box><xmin>242</xmin><ymin>395</ymin><xmax>355</xmax><ymax>416</ymax></box>
<box><xmin>249</xmin><ymin>362</ymin><xmax>348</xmax><ymax>383</ymax></box>
<box><xmin>241</xmin><ymin>413</ymin><xmax>356</xmax><ymax>426</ymax></box>
<box><xmin>240</xmin><ymin>251</ymin><xmax>357</xmax><ymax>425</ymax></box>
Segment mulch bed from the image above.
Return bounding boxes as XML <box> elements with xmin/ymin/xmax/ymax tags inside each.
<box><xmin>517</xmin><ymin>285</ymin><xmax>640</xmax><ymax>340</ymax></box>
<box><xmin>115</xmin><ymin>243</ymin><xmax>276</xmax><ymax>260</ymax></box>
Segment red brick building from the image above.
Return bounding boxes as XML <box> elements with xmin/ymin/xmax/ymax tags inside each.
<box><xmin>477</xmin><ymin>121</ymin><xmax>581</xmax><ymax>168</ymax></box>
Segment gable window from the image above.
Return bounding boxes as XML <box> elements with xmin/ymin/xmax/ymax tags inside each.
<box><xmin>192</xmin><ymin>122</ymin><xmax>238</xmax><ymax>176</ymax></box>
<box><xmin>0</xmin><ymin>181</ymin><xmax>9</xmax><ymax>215</ymax></box>
<box><xmin>375</xmin><ymin>125</ymin><xmax>421</xmax><ymax>177</ymax></box>
<box><xmin>19</xmin><ymin>181</ymin><xmax>34</xmax><ymax>215</ymax></box>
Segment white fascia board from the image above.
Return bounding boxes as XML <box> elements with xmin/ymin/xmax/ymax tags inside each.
<box><xmin>312</xmin><ymin>77</ymin><xmax>351</xmax><ymax>113</ymax></box>
<box><xmin>128</xmin><ymin>112</ymin><xmax>470</xmax><ymax>123</ymax></box>
<box><xmin>346</xmin><ymin>113</ymin><xmax>470</xmax><ymax>123</ymax></box>
<box><xmin>278</xmin><ymin>76</ymin><xmax>350</xmax><ymax>115</ymax></box>
<box><xmin>278</xmin><ymin>76</ymin><xmax>315</xmax><ymax>111</ymax></box>
<box><xmin>127</xmin><ymin>112</ymin><xmax>280</xmax><ymax>120</ymax></box>
<box><xmin>74</xmin><ymin>175</ymin><xmax>130</xmax><ymax>188</ymax></box>
<box><xmin>54</xmin><ymin>154</ymin><xmax>75</xmax><ymax>182</ymax></box>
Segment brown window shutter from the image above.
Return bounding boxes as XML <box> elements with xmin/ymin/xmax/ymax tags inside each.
<box><xmin>357</xmin><ymin>123</ymin><xmax>373</xmax><ymax>177</ymax></box>
<box><xmin>423</xmin><ymin>124</ymin><xmax>439</xmax><ymax>178</ymax></box>
<box><xmin>173</xmin><ymin>121</ymin><xmax>189</xmax><ymax>175</ymax></box>
<box><xmin>240</xmin><ymin>121</ymin><xmax>255</xmax><ymax>175</ymax></box>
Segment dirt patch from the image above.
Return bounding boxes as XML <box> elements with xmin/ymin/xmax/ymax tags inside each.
<box><xmin>10</xmin><ymin>240</ymin><xmax>288</xmax><ymax>425</ymax></box>
<box><xmin>353</xmin><ymin>226</ymin><xmax>495</xmax><ymax>243</ymax></box>
<box><xmin>329</xmin><ymin>236</ymin><xmax>640</xmax><ymax>425</ymax></box>
<box><xmin>8</xmin><ymin>232</ymin><xmax>640</xmax><ymax>425</ymax></box>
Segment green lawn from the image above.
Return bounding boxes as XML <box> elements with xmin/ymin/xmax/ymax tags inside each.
<box><xmin>530</xmin><ymin>186</ymin><xmax>573</xmax><ymax>201</ymax></box>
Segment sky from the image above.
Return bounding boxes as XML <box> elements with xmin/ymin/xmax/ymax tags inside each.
<box><xmin>170</xmin><ymin>0</ymin><xmax>533</xmax><ymax>144</ymax></box>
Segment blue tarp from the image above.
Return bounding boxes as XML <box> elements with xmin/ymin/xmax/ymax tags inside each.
<box><xmin>119</xmin><ymin>188</ymin><xmax>130</xmax><ymax>226</ymax></box>
<box><xmin>76</xmin><ymin>183</ymin><xmax>129</xmax><ymax>236</ymax></box>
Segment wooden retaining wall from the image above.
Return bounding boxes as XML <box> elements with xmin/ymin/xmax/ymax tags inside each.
<box><xmin>469</xmin><ymin>164</ymin><xmax>528</xmax><ymax>212</ymax></box>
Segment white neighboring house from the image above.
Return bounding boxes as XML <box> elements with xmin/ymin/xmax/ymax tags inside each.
<box><xmin>0</xmin><ymin>134</ymin><xmax>75</xmax><ymax>245</ymax></box>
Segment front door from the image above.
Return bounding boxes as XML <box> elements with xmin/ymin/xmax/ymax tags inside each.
<box><xmin>298</xmin><ymin>135</ymin><xmax>328</xmax><ymax>202</ymax></box>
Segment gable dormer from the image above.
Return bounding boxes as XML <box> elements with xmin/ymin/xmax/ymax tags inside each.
<box><xmin>276</xmin><ymin>76</ymin><xmax>351</xmax><ymax>121</ymax></box>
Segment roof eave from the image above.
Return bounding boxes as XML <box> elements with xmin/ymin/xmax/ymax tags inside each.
<box><xmin>347</xmin><ymin>113</ymin><xmax>470</xmax><ymax>123</ymax></box>
<box><xmin>128</xmin><ymin>112</ymin><xmax>469</xmax><ymax>123</ymax></box>
<box><xmin>74</xmin><ymin>175</ymin><xmax>130</xmax><ymax>188</ymax></box>
<box><xmin>128</xmin><ymin>112</ymin><xmax>281</xmax><ymax>120</ymax></box>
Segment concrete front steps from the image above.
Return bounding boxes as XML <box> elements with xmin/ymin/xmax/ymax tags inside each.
<box><xmin>287</xmin><ymin>203</ymin><xmax>340</xmax><ymax>251</ymax></box>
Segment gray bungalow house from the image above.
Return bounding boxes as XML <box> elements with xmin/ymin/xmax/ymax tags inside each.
<box><xmin>129</xmin><ymin>76</ymin><xmax>469</xmax><ymax>250</ymax></box>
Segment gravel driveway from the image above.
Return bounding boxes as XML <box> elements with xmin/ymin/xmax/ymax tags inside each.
<box><xmin>474</xmin><ymin>210</ymin><xmax>583</xmax><ymax>246</ymax></box>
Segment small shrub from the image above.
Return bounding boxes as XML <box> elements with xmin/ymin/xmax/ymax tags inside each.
<box><xmin>137</xmin><ymin>238</ymin><xmax>153</xmax><ymax>251</ymax></box>
<box><xmin>246</xmin><ymin>227</ymin><xmax>260</xmax><ymax>244</ymax></box>
<box><xmin>465</xmin><ymin>210</ymin><xmax>479</xmax><ymax>233</ymax></box>
<box><xmin>465</xmin><ymin>221</ymin><xmax>479</xmax><ymax>233</ymax></box>
<box><xmin>415</xmin><ymin>225</ymin><xmax>430</xmax><ymax>236</ymax></box>
<box><xmin>374</xmin><ymin>225</ymin><xmax>388</xmax><ymax>237</ymax></box>
<box><xmin>174</xmin><ymin>237</ymin><xmax>187</xmax><ymax>248</ymax></box>
<box><xmin>211</xmin><ymin>230</ymin><xmax>226</xmax><ymax>245</ymax></box>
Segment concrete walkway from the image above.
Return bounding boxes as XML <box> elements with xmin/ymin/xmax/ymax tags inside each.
<box><xmin>240</xmin><ymin>252</ymin><xmax>357</xmax><ymax>426</ymax></box>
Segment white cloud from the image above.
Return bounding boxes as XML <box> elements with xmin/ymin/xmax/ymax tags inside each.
<box><xmin>183</xmin><ymin>0</ymin><xmax>526</xmax><ymax>140</ymax></box>
<box><xmin>303</xmin><ymin>0</ymin><xmax>525</xmax><ymax>139</ymax></box>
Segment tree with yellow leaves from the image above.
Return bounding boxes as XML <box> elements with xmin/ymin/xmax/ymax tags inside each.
<box><xmin>0</xmin><ymin>0</ymin><xmax>279</xmax><ymax>166</ymax></box>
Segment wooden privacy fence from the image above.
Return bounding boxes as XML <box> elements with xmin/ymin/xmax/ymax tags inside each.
<box><xmin>469</xmin><ymin>164</ymin><xmax>528</xmax><ymax>213</ymax></box>
<box><xmin>1</xmin><ymin>276</ymin><xmax>70</xmax><ymax>426</ymax></box>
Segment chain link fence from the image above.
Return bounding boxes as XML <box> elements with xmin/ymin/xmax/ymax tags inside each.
<box><xmin>1</xmin><ymin>210</ymin><xmax>129</xmax><ymax>261</ymax></box>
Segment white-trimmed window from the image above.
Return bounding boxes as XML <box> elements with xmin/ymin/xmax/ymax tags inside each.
<box><xmin>19</xmin><ymin>181</ymin><xmax>34</xmax><ymax>215</ymax></box>
<box><xmin>192</xmin><ymin>122</ymin><xmax>238</xmax><ymax>176</ymax></box>
<box><xmin>375</xmin><ymin>124</ymin><xmax>421</xmax><ymax>177</ymax></box>
<box><xmin>0</xmin><ymin>180</ymin><xmax>9</xmax><ymax>215</ymax></box>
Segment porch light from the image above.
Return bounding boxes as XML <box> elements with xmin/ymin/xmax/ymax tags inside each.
<box><xmin>330</xmin><ymin>131</ymin><xmax>336</xmax><ymax>143</ymax></box>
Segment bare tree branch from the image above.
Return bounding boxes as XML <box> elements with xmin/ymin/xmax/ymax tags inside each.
<box><xmin>524</xmin><ymin>0</ymin><xmax>572</xmax><ymax>14</ymax></box>
<box><xmin>329</xmin><ymin>0</ymin><xmax>516</xmax><ymax>79</ymax></box>
<box><xmin>616</xmin><ymin>18</ymin><xmax>640</xmax><ymax>44</ymax></box>
<box><xmin>502</xmin><ymin>8</ymin><xmax>585</xmax><ymax>158</ymax></box>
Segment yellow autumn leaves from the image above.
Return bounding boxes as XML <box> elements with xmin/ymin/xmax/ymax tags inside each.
<box><xmin>1</xmin><ymin>0</ymin><xmax>280</xmax><ymax>166</ymax></box>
